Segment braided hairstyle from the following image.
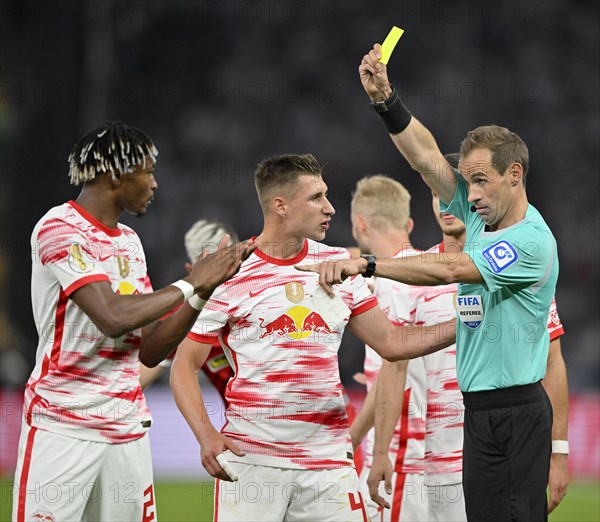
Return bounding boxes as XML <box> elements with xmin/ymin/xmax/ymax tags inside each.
<box><xmin>68</xmin><ymin>121</ymin><xmax>158</xmax><ymax>185</ymax></box>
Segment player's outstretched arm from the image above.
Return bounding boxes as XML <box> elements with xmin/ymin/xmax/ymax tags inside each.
<box><xmin>171</xmin><ymin>338</ymin><xmax>245</xmax><ymax>482</ymax></box>
<box><xmin>359</xmin><ymin>43</ymin><xmax>456</xmax><ymax>205</ymax></box>
<box><xmin>543</xmin><ymin>337</ymin><xmax>569</xmax><ymax>513</ymax></box>
<box><xmin>297</xmin><ymin>252</ymin><xmax>483</xmax><ymax>297</ymax></box>
<box><xmin>348</xmin><ymin>306</ymin><xmax>456</xmax><ymax>361</ymax></box>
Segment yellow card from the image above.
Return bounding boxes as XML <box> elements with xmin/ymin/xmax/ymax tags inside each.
<box><xmin>380</xmin><ymin>26</ymin><xmax>404</xmax><ymax>65</ymax></box>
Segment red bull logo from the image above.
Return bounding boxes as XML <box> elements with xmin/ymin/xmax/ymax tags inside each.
<box><xmin>259</xmin><ymin>306</ymin><xmax>333</xmax><ymax>340</ymax></box>
<box><xmin>32</xmin><ymin>512</ymin><xmax>55</xmax><ymax>522</ymax></box>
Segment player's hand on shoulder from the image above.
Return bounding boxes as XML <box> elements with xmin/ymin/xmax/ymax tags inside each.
<box><xmin>359</xmin><ymin>43</ymin><xmax>393</xmax><ymax>101</ymax></box>
<box><xmin>189</xmin><ymin>237</ymin><xmax>255</xmax><ymax>298</ymax></box>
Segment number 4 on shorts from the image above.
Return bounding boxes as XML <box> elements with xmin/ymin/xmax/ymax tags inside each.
<box><xmin>348</xmin><ymin>491</ymin><xmax>369</xmax><ymax>522</ymax></box>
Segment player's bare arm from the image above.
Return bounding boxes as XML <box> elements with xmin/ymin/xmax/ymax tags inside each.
<box><xmin>297</xmin><ymin>252</ymin><xmax>483</xmax><ymax>297</ymax></box>
<box><xmin>368</xmin><ymin>359</ymin><xmax>407</xmax><ymax>509</ymax></box>
<box><xmin>347</xmin><ymin>305</ymin><xmax>456</xmax><ymax>361</ymax></box>
<box><xmin>171</xmin><ymin>338</ymin><xmax>245</xmax><ymax>482</ymax></box>
<box><xmin>543</xmin><ymin>337</ymin><xmax>569</xmax><ymax>513</ymax></box>
<box><xmin>349</xmin><ymin>378</ymin><xmax>376</xmax><ymax>450</ymax></box>
<box><xmin>71</xmin><ymin>239</ymin><xmax>254</xmax><ymax>365</ymax></box>
<box><xmin>360</xmin><ymin>43</ymin><xmax>456</xmax><ymax>204</ymax></box>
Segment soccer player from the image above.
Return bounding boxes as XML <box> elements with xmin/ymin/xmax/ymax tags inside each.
<box><xmin>13</xmin><ymin>121</ymin><xmax>252</xmax><ymax>522</ymax></box>
<box><xmin>347</xmin><ymin>175</ymin><xmax>427</xmax><ymax>521</ymax></box>
<box><xmin>299</xmin><ymin>45</ymin><xmax>560</xmax><ymax>520</ymax></box>
<box><xmin>170</xmin><ymin>153</ymin><xmax>457</xmax><ymax>522</ymax></box>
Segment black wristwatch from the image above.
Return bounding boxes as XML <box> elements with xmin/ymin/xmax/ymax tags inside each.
<box><xmin>360</xmin><ymin>254</ymin><xmax>377</xmax><ymax>278</ymax></box>
<box><xmin>370</xmin><ymin>88</ymin><xmax>398</xmax><ymax>113</ymax></box>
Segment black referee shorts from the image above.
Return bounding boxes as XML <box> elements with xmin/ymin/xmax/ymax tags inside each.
<box><xmin>462</xmin><ymin>381</ymin><xmax>552</xmax><ymax>522</ymax></box>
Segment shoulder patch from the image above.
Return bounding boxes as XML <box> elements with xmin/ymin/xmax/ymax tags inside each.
<box><xmin>482</xmin><ymin>240</ymin><xmax>518</xmax><ymax>273</ymax></box>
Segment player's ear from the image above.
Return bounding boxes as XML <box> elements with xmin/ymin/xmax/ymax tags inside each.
<box><xmin>407</xmin><ymin>218</ymin><xmax>414</xmax><ymax>235</ymax></box>
<box><xmin>509</xmin><ymin>163</ymin><xmax>523</xmax><ymax>186</ymax></box>
<box><xmin>353</xmin><ymin>214</ymin><xmax>367</xmax><ymax>233</ymax></box>
<box><xmin>273</xmin><ymin>196</ymin><xmax>288</xmax><ymax>218</ymax></box>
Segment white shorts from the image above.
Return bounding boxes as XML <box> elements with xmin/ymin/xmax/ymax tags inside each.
<box><xmin>12</xmin><ymin>424</ymin><xmax>156</xmax><ymax>522</ymax></box>
<box><xmin>425</xmin><ymin>483</ymin><xmax>466</xmax><ymax>521</ymax></box>
<box><xmin>214</xmin><ymin>460</ymin><xmax>370</xmax><ymax>521</ymax></box>
<box><xmin>359</xmin><ymin>466</ymin><xmax>426</xmax><ymax>522</ymax></box>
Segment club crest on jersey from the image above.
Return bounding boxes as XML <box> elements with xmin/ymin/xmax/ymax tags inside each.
<box><xmin>68</xmin><ymin>243</ymin><xmax>94</xmax><ymax>273</ymax></box>
<box><xmin>482</xmin><ymin>240</ymin><xmax>518</xmax><ymax>273</ymax></box>
<box><xmin>456</xmin><ymin>295</ymin><xmax>483</xmax><ymax>329</ymax></box>
<box><xmin>258</xmin><ymin>305</ymin><xmax>332</xmax><ymax>340</ymax></box>
<box><xmin>285</xmin><ymin>282</ymin><xmax>304</xmax><ymax>303</ymax></box>
<box><xmin>117</xmin><ymin>255</ymin><xmax>130</xmax><ymax>278</ymax></box>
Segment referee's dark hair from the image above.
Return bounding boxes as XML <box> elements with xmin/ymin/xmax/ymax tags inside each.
<box><xmin>68</xmin><ymin>121</ymin><xmax>158</xmax><ymax>186</ymax></box>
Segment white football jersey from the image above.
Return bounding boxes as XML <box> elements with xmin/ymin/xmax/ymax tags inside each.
<box><xmin>363</xmin><ymin>248</ymin><xmax>427</xmax><ymax>475</ymax></box>
<box><xmin>25</xmin><ymin>201</ymin><xmax>152</xmax><ymax>443</ymax></box>
<box><xmin>188</xmin><ymin>239</ymin><xmax>377</xmax><ymax>470</ymax></box>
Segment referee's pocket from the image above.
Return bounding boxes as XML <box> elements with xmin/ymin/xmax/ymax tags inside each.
<box><xmin>488</xmin><ymin>408</ymin><xmax>512</xmax><ymax>456</ymax></box>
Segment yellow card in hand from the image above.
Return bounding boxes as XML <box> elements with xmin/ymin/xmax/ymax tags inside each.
<box><xmin>380</xmin><ymin>26</ymin><xmax>404</xmax><ymax>65</ymax></box>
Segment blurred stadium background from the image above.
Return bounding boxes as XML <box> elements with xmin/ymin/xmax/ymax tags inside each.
<box><xmin>1</xmin><ymin>1</ymin><xmax>598</xmax><ymax>520</ymax></box>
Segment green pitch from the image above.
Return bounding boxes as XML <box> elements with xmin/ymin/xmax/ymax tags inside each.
<box><xmin>1</xmin><ymin>479</ymin><xmax>598</xmax><ymax>521</ymax></box>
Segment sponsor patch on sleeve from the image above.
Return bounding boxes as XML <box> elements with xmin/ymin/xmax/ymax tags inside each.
<box><xmin>482</xmin><ymin>240</ymin><xmax>518</xmax><ymax>273</ymax></box>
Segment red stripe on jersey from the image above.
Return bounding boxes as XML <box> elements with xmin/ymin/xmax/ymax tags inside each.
<box><xmin>26</xmin><ymin>289</ymin><xmax>68</xmax><ymax>424</ymax></box>
<box><xmin>50</xmin><ymin>288</ymin><xmax>68</xmax><ymax>367</ymax></box>
<box><xmin>254</xmin><ymin>239</ymin><xmax>308</xmax><ymax>266</ymax></box>
<box><xmin>187</xmin><ymin>331</ymin><xmax>219</xmax><ymax>344</ymax></box>
<box><xmin>99</xmin><ymin>431</ymin><xmax>145</xmax><ymax>442</ymax></box>
<box><xmin>391</xmin><ymin>388</ymin><xmax>411</xmax><ymax>522</ymax></box>
<box><xmin>351</xmin><ymin>297</ymin><xmax>378</xmax><ymax>316</ymax></box>
<box><xmin>214</xmin><ymin>479</ymin><xmax>221</xmax><ymax>521</ymax></box>
<box><xmin>104</xmin><ymin>386</ymin><xmax>143</xmax><ymax>403</ymax></box>
<box><xmin>17</xmin><ymin>426</ymin><xmax>37</xmax><ymax>522</ymax></box>
<box><xmin>64</xmin><ymin>274</ymin><xmax>111</xmax><ymax>296</ymax></box>
<box><xmin>270</xmin><ymin>409</ymin><xmax>347</xmax><ymax>429</ymax></box>
<box><xmin>68</xmin><ymin>200</ymin><xmax>122</xmax><ymax>237</ymax></box>
<box><xmin>393</xmin><ymin>388</ymin><xmax>411</xmax><ymax>474</ymax></box>
<box><xmin>391</xmin><ymin>471</ymin><xmax>408</xmax><ymax>522</ymax></box>
<box><xmin>549</xmin><ymin>326</ymin><xmax>565</xmax><ymax>341</ymax></box>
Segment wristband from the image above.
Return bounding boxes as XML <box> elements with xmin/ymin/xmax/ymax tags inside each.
<box><xmin>188</xmin><ymin>295</ymin><xmax>207</xmax><ymax>311</ymax></box>
<box><xmin>170</xmin><ymin>279</ymin><xmax>195</xmax><ymax>301</ymax></box>
<box><xmin>371</xmin><ymin>88</ymin><xmax>412</xmax><ymax>134</ymax></box>
<box><xmin>551</xmin><ymin>440</ymin><xmax>569</xmax><ymax>454</ymax></box>
<box><xmin>360</xmin><ymin>254</ymin><xmax>377</xmax><ymax>278</ymax></box>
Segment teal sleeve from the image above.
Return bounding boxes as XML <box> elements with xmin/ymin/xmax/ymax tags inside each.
<box><xmin>469</xmin><ymin>225</ymin><xmax>556</xmax><ymax>293</ymax></box>
<box><xmin>439</xmin><ymin>168</ymin><xmax>469</xmax><ymax>222</ymax></box>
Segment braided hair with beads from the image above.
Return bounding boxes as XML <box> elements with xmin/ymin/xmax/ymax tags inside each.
<box><xmin>68</xmin><ymin>121</ymin><xmax>158</xmax><ymax>186</ymax></box>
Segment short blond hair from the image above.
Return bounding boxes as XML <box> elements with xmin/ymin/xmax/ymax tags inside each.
<box><xmin>351</xmin><ymin>175</ymin><xmax>411</xmax><ymax>231</ymax></box>
<box><xmin>184</xmin><ymin>219</ymin><xmax>238</xmax><ymax>262</ymax></box>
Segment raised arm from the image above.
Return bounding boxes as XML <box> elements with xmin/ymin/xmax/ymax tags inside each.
<box><xmin>359</xmin><ymin>43</ymin><xmax>456</xmax><ymax>204</ymax></box>
<box><xmin>347</xmin><ymin>305</ymin><xmax>456</xmax><ymax>361</ymax></box>
<box><xmin>171</xmin><ymin>337</ymin><xmax>244</xmax><ymax>482</ymax></box>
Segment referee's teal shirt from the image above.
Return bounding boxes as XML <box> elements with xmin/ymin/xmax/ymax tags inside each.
<box><xmin>441</xmin><ymin>171</ymin><xmax>559</xmax><ymax>392</ymax></box>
